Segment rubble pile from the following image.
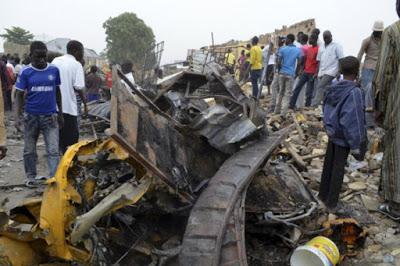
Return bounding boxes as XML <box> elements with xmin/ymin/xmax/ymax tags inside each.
<box><xmin>253</xmin><ymin>105</ymin><xmax>398</xmax><ymax>266</ymax></box>
<box><xmin>0</xmin><ymin>55</ymin><xmax>398</xmax><ymax>266</ymax></box>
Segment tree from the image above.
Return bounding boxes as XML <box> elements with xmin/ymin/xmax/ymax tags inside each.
<box><xmin>103</xmin><ymin>12</ymin><xmax>155</xmax><ymax>66</ymax></box>
<box><xmin>0</xmin><ymin>26</ymin><xmax>34</xmax><ymax>45</ymax></box>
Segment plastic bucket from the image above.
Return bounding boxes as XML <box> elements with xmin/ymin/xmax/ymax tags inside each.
<box><xmin>290</xmin><ymin>236</ymin><xmax>340</xmax><ymax>266</ymax></box>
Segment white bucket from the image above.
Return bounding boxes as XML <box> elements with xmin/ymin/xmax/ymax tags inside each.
<box><xmin>290</xmin><ymin>246</ymin><xmax>333</xmax><ymax>266</ymax></box>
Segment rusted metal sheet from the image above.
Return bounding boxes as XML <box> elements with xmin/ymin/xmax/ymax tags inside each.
<box><xmin>180</xmin><ymin>127</ymin><xmax>292</xmax><ymax>266</ymax></box>
<box><xmin>111</xmin><ymin>68</ymin><xmax>229</xmax><ymax>198</ymax></box>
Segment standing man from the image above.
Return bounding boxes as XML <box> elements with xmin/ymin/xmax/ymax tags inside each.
<box><xmin>358</xmin><ymin>21</ymin><xmax>384</xmax><ymax>127</ymax></box>
<box><xmin>262</xmin><ymin>42</ymin><xmax>275</xmax><ymax>95</ymax></box>
<box><xmin>224</xmin><ymin>49</ymin><xmax>236</xmax><ymax>75</ymax></box>
<box><xmin>274</xmin><ymin>34</ymin><xmax>302</xmax><ymax>115</ymax></box>
<box><xmin>1</xmin><ymin>56</ymin><xmax>14</xmax><ymax>111</ymax></box>
<box><xmin>312</xmin><ymin>28</ymin><xmax>323</xmax><ymax>46</ymax></box>
<box><xmin>242</xmin><ymin>44</ymin><xmax>252</xmax><ymax>82</ymax></box>
<box><xmin>289</xmin><ymin>34</ymin><xmax>319</xmax><ymax>109</ymax></box>
<box><xmin>121</xmin><ymin>60</ymin><xmax>136</xmax><ymax>88</ymax></box>
<box><xmin>52</xmin><ymin>40</ymin><xmax>87</xmax><ymax>154</ymax></box>
<box><xmin>294</xmin><ymin>32</ymin><xmax>304</xmax><ymax>48</ymax></box>
<box><xmin>85</xmin><ymin>65</ymin><xmax>102</xmax><ymax>102</ymax></box>
<box><xmin>0</xmin><ymin>60</ymin><xmax>8</xmax><ymax>160</ymax></box>
<box><xmin>249</xmin><ymin>36</ymin><xmax>263</xmax><ymax>98</ymax></box>
<box><xmin>238</xmin><ymin>50</ymin><xmax>247</xmax><ymax>82</ymax></box>
<box><xmin>373</xmin><ymin>0</ymin><xmax>400</xmax><ymax>219</ymax></box>
<box><xmin>269</xmin><ymin>36</ymin><xmax>286</xmax><ymax>112</ymax></box>
<box><xmin>312</xmin><ymin>31</ymin><xmax>344</xmax><ymax>107</ymax></box>
<box><xmin>358</xmin><ymin>21</ymin><xmax>384</xmax><ymax>88</ymax></box>
<box><xmin>14</xmin><ymin>41</ymin><xmax>63</xmax><ymax>186</ymax></box>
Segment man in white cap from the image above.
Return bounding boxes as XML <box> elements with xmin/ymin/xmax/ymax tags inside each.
<box><xmin>358</xmin><ymin>21</ymin><xmax>384</xmax><ymax>87</ymax></box>
<box><xmin>357</xmin><ymin>20</ymin><xmax>384</xmax><ymax>127</ymax></box>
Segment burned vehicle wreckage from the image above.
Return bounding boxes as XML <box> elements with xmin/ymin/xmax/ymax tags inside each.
<box><xmin>0</xmin><ymin>48</ymin><xmax>318</xmax><ymax>266</ymax></box>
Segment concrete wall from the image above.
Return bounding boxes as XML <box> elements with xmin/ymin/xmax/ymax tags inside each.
<box><xmin>188</xmin><ymin>19</ymin><xmax>316</xmax><ymax>64</ymax></box>
<box><xmin>3</xmin><ymin>41</ymin><xmax>29</xmax><ymax>58</ymax></box>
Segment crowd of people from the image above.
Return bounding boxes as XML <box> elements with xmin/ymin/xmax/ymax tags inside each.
<box><xmin>223</xmin><ymin>0</ymin><xmax>400</xmax><ymax>218</ymax></box>
<box><xmin>0</xmin><ymin>40</ymin><xmax>137</xmax><ymax>187</ymax></box>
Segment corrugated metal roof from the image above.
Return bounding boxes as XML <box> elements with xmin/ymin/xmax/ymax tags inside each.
<box><xmin>46</xmin><ymin>38</ymin><xmax>100</xmax><ymax>58</ymax></box>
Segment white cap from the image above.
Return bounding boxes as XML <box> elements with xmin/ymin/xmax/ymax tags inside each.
<box><xmin>372</xmin><ymin>20</ymin><xmax>385</xmax><ymax>31</ymax></box>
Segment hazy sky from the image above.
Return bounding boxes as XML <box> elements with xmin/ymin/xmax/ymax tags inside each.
<box><xmin>1</xmin><ymin>0</ymin><xmax>398</xmax><ymax>64</ymax></box>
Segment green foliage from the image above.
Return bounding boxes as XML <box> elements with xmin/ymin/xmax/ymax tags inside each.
<box><xmin>0</xmin><ymin>26</ymin><xmax>34</xmax><ymax>45</ymax></box>
<box><xmin>103</xmin><ymin>12</ymin><xmax>155</xmax><ymax>65</ymax></box>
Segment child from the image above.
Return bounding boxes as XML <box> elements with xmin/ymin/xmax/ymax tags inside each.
<box><xmin>319</xmin><ymin>56</ymin><xmax>367</xmax><ymax>210</ymax></box>
<box><xmin>14</xmin><ymin>41</ymin><xmax>63</xmax><ymax>187</ymax></box>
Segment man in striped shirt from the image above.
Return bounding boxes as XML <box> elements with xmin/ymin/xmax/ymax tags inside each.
<box><xmin>373</xmin><ymin>0</ymin><xmax>400</xmax><ymax>219</ymax></box>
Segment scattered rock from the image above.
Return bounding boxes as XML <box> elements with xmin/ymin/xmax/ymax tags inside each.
<box><xmin>391</xmin><ymin>248</ymin><xmax>400</xmax><ymax>256</ymax></box>
<box><xmin>328</xmin><ymin>214</ymin><xmax>337</xmax><ymax>221</ymax></box>
<box><xmin>312</xmin><ymin>148</ymin><xmax>325</xmax><ymax>155</ymax></box>
<box><xmin>382</xmin><ymin>254</ymin><xmax>395</xmax><ymax>264</ymax></box>
<box><xmin>387</xmin><ymin>227</ymin><xmax>397</xmax><ymax>236</ymax></box>
<box><xmin>368</xmin><ymin>244</ymin><xmax>383</xmax><ymax>253</ymax></box>
<box><xmin>349</xmin><ymin>181</ymin><xmax>367</xmax><ymax>191</ymax></box>
<box><xmin>361</xmin><ymin>195</ymin><xmax>381</xmax><ymax>211</ymax></box>
<box><xmin>310</xmin><ymin>158</ymin><xmax>322</xmax><ymax>169</ymax></box>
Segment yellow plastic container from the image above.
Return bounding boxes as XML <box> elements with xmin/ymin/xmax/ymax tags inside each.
<box><xmin>291</xmin><ymin>236</ymin><xmax>340</xmax><ymax>266</ymax></box>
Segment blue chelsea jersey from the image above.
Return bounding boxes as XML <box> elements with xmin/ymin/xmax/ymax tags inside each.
<box><xmin>16</xmin><ymin>64</ymin><xmax>61</xmax><ymax>115</ymax></box>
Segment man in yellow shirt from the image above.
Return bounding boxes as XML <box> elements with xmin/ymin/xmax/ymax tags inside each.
<box><xmin>225</xmin><ymin>48</ymin><xmax>236</xmax><ymax>75</ymax></box>
<box><xmin>250</xmin><ymin>36</ymin><xmax>263</xmax><ymax>98</ymax></box>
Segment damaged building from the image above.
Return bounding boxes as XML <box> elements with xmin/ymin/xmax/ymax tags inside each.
<box><xmin>187</xmin><ymin>19</ymin><xmax>316</xmax><ymax>66</ymax></box>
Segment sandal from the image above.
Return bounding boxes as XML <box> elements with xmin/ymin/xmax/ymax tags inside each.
<box><xmin>378</xmin><ymin>204</ymin><xmax>400</xmax><ymax>221</ymax></box>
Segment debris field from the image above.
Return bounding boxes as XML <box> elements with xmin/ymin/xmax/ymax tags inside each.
<box><xmin>0</xmin><ymin>54</ymin><xmax>398</xmax><ymax>266</ymax></box>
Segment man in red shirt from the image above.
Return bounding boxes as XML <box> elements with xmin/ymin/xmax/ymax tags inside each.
<box><xmin>289</xmin><ymin>33</ymin><xmax>319</xmax><ymax>109</ymax></box>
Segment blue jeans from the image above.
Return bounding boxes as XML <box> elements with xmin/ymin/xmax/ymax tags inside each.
<box><xmin>250</xmin><ymin>69</ymin><xmax>262</xmax><ymax>98</ymax></box>
<box><xmin>361</xmin><ymin>68</ymin><xmax>375</xmax><ymax>127</ymax></box>
<box><xmin>311</xmin><ymin>75</ymin><xmax>335</xmax><ymax>107</ymax></box>
<box><xmin>360</xmin><ymin>68</ymin><xmax>375</xmax><ymax>90</ymax></box>
<box><xmin>289</xmin><ymin>73</ymin><xmax>315</xmax><ymax>108</ymax></box>
<box><xmin>23</xmin><ymin>113</ymin><xmax>60</xmax><ymax>179</ymax></box>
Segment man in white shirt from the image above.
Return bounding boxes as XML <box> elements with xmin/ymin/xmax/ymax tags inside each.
<box><xmin>312</xmin><ymin>31</ymin><xmax>344</xmax><ymax>107</ymax></box>
<box><xmin>14</xmin><ymin>57</ymin><xmax>23</xmax><ymax>77</ymax></box>
<box><xmin>121</xmin><ymin>60</ymin><xmax>135</xmax><ymax>88</ymax></box>
<box><xmin>262</xmin><ymin>43</ymin><xmax>275</xmax><ymax>95</ymax></box>
<box><xmin>52</xmin><ymin>40</ymin><xmax>87</xmax><ymax>153</ymax></box>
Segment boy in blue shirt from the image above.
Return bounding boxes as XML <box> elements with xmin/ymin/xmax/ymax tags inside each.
<box><xmin>14</xmin><ymin>41</ymin><xmax>63</xmax><ymax>187</ymax></box>
<box><xmin>274</xmin><ymin>34</ymin><xmax>303</xmax><ymax>115</ymax></box>
<box><xmin>319</xmin><ymin>56</ymin><xmax>367</xmax><ymax>211</ymax></box>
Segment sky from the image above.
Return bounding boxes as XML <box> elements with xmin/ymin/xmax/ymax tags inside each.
<box><xmin>1</xmin><ymin>0</ymin><xmax>398</xmax><ymax>64</ymax></box>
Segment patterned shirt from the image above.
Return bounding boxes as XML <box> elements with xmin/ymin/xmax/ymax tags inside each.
<box><xmin>373</xmin><ymin>20</ymin><xmax>400</xmax><ymax>203</ymax></box>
